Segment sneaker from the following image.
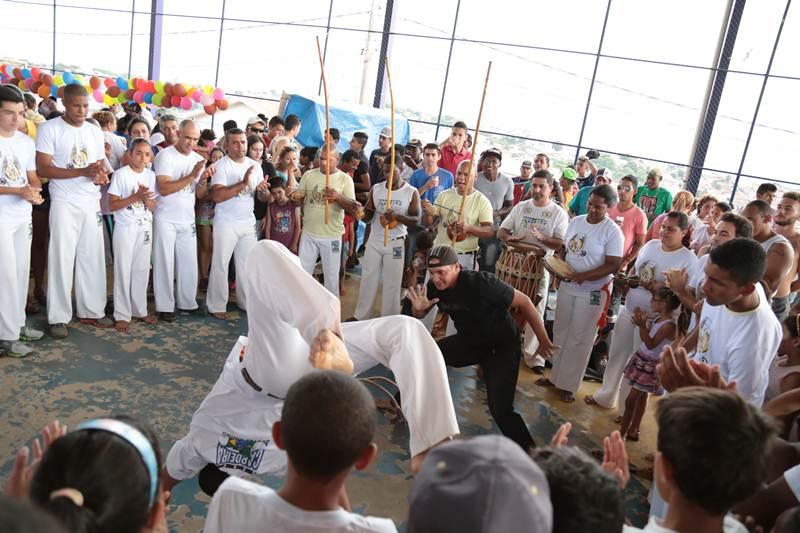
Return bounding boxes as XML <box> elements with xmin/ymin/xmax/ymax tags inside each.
<box><xmin>49</xmin><ymin>323</ymin><xmax>69</xmax><ymax>339</ymax></box>
<box><xmin>19</xmin><ymin>326</ymin><xmax>44</xmax><ymax>341</ymax></box>
<box><xmin>159</xmin><ymin>311</ymin><xmax>176</xmax><ymax>323</ymax></box>
<box><xmin>178</xmin><ymin>306</ymin><xmax>206</xmax><ymax>316</ymax></box>
<box><xmin>0</xmin><ymin>340</ymin><xmax>34</xmax><ymax>358</ymax></box>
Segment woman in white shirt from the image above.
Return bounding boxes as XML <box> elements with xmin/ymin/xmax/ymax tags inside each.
<box><xmin>587</xmin><ymin>211</ymin><xmax>698</xmax><ymax>411</ymax></box>
<box><xmin>537</xmin><ymin>185</ymin><xmax>624</xmax><ymax>402</ymax></box>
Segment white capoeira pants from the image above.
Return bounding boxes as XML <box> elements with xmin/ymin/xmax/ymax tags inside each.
<box><xmin>299</xmin><ymin>232</ymin><xmax>341</xmax><ymax>297</ymax></box>
<box><xmin>0</xmin><ymin>218</ymin><xmax>32</xmax><ymax>341</ymax></box>
<box><xmin>47</xmin><ymin>200</ymin><xmax>107</xmax><ymax>325</ymax></box>
<box><xmin>550</xmin><ymin>284</ymin><xmax>607</xmax><ymax>394</ymax></box>
<box><xmin>166</xmin><ymin>240</ymin><xmax>460</xmax><ymax>480</ymax></box>
<box><xmin>523</xmin><ymin>269</ymin><xmax>550</xmax><ymax>368</ymax></box>
<box><xmin>206</xmin><ymin>223</ymin><xmax>257</xmax><ymax>313</ymax></box>
<box><xmin>153</xmin><ymin>219</ymin><xmax>198</xmax><ymax>312</ymax></box>
<box><xmin>591</xmin><ymin>306</ymin><xmax>641</xmax><ymax>410</ymax></box>
<box><xmin>112</xmin><ymin>220</ymin><xmax>152</xmax><ymax>322</ymax></box>
<box><xmin>354</xmin><ymin>236</ymin><xmax>405</xmax><ymax>320</ymax></box>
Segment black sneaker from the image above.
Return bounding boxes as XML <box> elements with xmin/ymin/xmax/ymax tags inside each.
<box><xmin>159</xmin><ymin>312</ymin><xmax>176</xmax><ymax>323</ymax></box>
<box><xmin>178</xmin><ymin>306</ymin><xmax>206</xmax><ymax>316</ymax></box>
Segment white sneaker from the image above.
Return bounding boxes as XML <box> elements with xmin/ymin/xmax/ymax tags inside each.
<box><xmin>0</xmin><ymin>340</ymin><xmax>34</xmax><ymax>358</ymax></box>
<box><xmin>19</xmin><ymin>326</ymin><xmax>44</xmax><ymax>341</ymax></box>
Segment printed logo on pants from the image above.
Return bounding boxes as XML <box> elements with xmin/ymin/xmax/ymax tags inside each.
<box><xmin>392</xmin><ymin>246</ymin><xmax>403</xmax><ymax>259</ymax></box>
<box><xmin>96</xmin><ymin>211</ymin><xmax>103</xmax><ymax>226</ymax></box>
<box><xmin>216</xmin><ymin>433</ymin><xmax>269</xmax><ymax>474</ymax></box>
<box><xmin>331</xmin><ymin>240</ymin><xmax>340</xmax><ymax>254</ymax></box>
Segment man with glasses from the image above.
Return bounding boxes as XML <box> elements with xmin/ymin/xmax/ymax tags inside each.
<box><xmin>245</xmin><ymin>116</ymin><xmax>266</xmax><ymax>137</ymax></box>
<box><xmin>635</xmin><ymin>168</ymin><xmax>673</xmax><ymax>227</ymax></box>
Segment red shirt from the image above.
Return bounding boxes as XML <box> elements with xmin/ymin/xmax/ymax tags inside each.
<box><xmin>440</xmin><ymin>144</ymin><xmax>471</xmax><ymax>175</ymax></box>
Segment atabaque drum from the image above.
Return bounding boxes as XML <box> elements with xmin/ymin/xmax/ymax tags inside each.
<box><xmin>496</xmin><ymin>241</ymin><xmax>546</xmax><ymax>307</ymax></box>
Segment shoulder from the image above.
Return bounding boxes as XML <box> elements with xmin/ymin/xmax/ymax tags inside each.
<box><xmin>213</xmin><ymin>476</ymin><xmax>274</xmax><ymax>502</ymax></box>
<box><xmin>439</xmin><ymin>168</ymin><xmax>453</xmax><ymax>178</ymax></box>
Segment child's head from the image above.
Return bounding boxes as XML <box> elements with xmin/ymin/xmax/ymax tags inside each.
<box><xmin>246</xmin><ymin>134</ymin><xmax>264</xmax><ymax>161</ymax></box>
<box><xmin>0</xmin><ymin>494</ymin><xmax>67</xmax><ymax>533</ymax></box>
<box><xmin>650</xmin><ymin>286</ymin><xmax>680</xmax><ymax>315</ymax></box>
<box><xmin>299</xmin><ymin>146</ymin><xmax>318</xmax><ymax>167</ymax></box>
<box><xmin>269</xmin><ymin>177</ymin><xmax>288</xmax><ymax>204</ymax></box>
<box><xmin>415</xmin><ymin>230</ymin><xmax>435</xmax><ymax>255</ymax></box>
<box><xmin>655</xmin><ymin>387</ymin><xmax>777</xmax><ymax>516</ymax></box>
<box><xmin>30</xmin><ymin>416</ymin><xmax>164</xmax><ymax>533</ymax></box>
<box><xmin>128</xmin><ymin>138</ymin><xmax>153</xmax><ymax>169</ymax></box>
<box><xmin>273</xmin><ymin>370</ymin><xmax>377</xmax><ymax>483</ymax></box>
<box><xmin>209</xmin><ymin>147</ymin><xmax>225</xmax><ymax>163</ymax></box>
<box><xmin>279</xmin><ymin>146</ymin><xmax>298</xmax><ymax>169</ymax></box>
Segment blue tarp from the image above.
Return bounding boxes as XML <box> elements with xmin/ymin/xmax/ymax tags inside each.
<box><xmin>283</xmin><ymin>94</ymin><xmax>410</xmax><ymax>154</ymax></box>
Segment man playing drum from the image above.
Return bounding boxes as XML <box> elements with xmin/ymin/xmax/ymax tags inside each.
<box><xmin>498</xmin><ymin>170</ymin><xmax>568</xmax><ymax>373</ymax></box>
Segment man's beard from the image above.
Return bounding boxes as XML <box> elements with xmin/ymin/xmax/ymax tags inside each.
<box><xmin>774</xmin><ymin>218</ymin><xmax>795</xmax><ymax>227</ymax></box>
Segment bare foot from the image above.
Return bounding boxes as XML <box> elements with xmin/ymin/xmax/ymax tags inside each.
<box><xmin>309</xmin><ymin>329</ymin><xmax>354</xmax><ymax>374</ymax></box>
<box><xmin>584</xmin><ymin>395</ymin><xmax>601</xmax><ymax>406</ymax></box>
<box><xmin>134</xmin><ymin>314</ymin><xmax>157</xmax><ymax>325</ymax></box>
<box><xmin>115</xmin><ymin>320</ymin><xmax>130</xmax><ymax>333</ymax></box>
<box><xmin>209</xmin><ymin>312</ymin><xmax>228</xmax><ymax>320</ymax></box>
<box><xmin>561</xmin><ymin>391</ymin><xmax>576</xmax><ymax>403</ymax></box>
<box><xmin>410</xmin><ymin>436</ymin><xmax>454</xmax><ymax>475</ymax></box>
<box><xmin>535</xmin><ymin>378</ymin><xmax>555</xmax><ymax>387</ymax></box>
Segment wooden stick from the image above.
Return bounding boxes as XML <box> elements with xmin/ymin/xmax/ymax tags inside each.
<box><xmin>384</xmin><ymin>57</ymin><xmax>395</xmax><ymax>247</ymax></box>
<box><xmin>316</xmin><ymin>36</ymin><xmax>331</xmax><ymax>224</ymax></box>
<box><xmin>452</xmin><ymin>61</ymin><xmax>492</xmax><ymax>247</ymax></box>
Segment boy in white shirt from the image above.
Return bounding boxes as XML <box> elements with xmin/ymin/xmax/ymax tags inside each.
<box><xmin>204</xmin><ymin>370</ymin><xmax>397</xmax><ymax>533</ymax></box>
<box><xmin>107</xmin><ymin>138</ymin><xmax>157</xmax><ymax>332</ymax></box>
<box><xmin>0</xmin><ymin>86</ymin><xmax>44</xmax><ymax>357</ymax></box>
<box><xmin>624</xmin><ymin>388</ymin><xmax>775</xmax><ymax>533</ymax></box>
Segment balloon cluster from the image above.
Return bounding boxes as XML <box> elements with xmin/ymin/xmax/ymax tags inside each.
<box><xmin>0</xmin><ymin>64</ymin><xmax>229</xmax><ymax>115</ymax></box>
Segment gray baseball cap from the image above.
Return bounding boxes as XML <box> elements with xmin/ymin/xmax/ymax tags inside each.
<box><xmin>408</xmin><ymin>435</ymin><xmax>553</xmax><ymax>533</ymax></box>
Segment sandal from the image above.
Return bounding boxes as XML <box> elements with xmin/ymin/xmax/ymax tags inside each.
<box><xmin>535</xmin><ymin>378</ymin><xmax>555</xmax><ymax>387</ymax></box>
<box><xmin>115</xmin><ymin>320</ymin><xmax>130</xmax><ymax>333</ymax></box>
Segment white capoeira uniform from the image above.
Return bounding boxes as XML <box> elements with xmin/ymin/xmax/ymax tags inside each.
<box><xmin>498</xmin><ymin>198</ymin><xmax>569</xmax><ymax>367</ymax></box>
<box><xmin>0</xmin><ymin>131</ymin><xmax>37</xmax><ymax>342</ymax></box>
<box><xmin>354</xmin><ymin>181</ymin><xmax>417</xmax><ymax>320</ymax></box>
<box><xmin>206</xmin><ymin>155</ymin><xmax>262</xmax><ymax>314</ymax></box>
<box><xmin>36</xmin><ymin>117</ymin><xmax>108</xmax><ymax>325</ymax></box>
<box><xmin>153</xmin><ymin>146</ymin><xmax>204</xmax><ymax>313</ymax></box>
<box><xmin>166</xmin><ymin>240</ymin><xmax>460</xmax><ymax>480</ymax></box>
<box><xmin>108</xmin><ymin>165</ymin><xmax>156</xmax><ymax>322</ymax></box>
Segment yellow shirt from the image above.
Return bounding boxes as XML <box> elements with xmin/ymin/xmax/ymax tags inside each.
<box><xmin>299</xmin><ymin>168</ymin><xmax>355</xmax><ymax>239</ymax></box>
<box><xmin>432</xmin><ymin>188</ymin><xmax>493</xmax><ymax>253</ymax></box>
<box><xmin>22</xmin><ymin>119</ymin><xmax>36</xmax><ymax>140</ymax></box>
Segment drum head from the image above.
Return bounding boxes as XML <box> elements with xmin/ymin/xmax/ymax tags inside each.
<box><xmin>543</xmin><ymin>255</ymin><xmax>575</xmax><ymax>280</ymax></box>
<box><xmin>505</xmin><ymin>241</ymin><xmax>546</xmax><ymax>257</ymax></box>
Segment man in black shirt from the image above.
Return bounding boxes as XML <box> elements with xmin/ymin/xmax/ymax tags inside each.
<box><xmin>368</xmin><ymin>127</ymin><xmax>392</xmax><ymax>186</ymax></box>
<box><xmin>408</xmin><ymin>245</ymin><xmax>557</xmax><ymax>450</ymax></box>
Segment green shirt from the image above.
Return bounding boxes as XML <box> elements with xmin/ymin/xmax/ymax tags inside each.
<box><xmin>634</xmin><ymin>186</ymin><xmax>672</xmax><ymax>226</ymax></box>
<box><xmin>568</xmin><ymin>186</ymin><xmax>594</xmax><ymax>216</ymax></box>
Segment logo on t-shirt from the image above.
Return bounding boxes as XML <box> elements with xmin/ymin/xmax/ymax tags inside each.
<box><xmin>697</xmin><ymin>316</ymin><xmax>711</xmax><ymax>362</ymax></box>
<box><xmin>568</xmin><ymin>234</ymin><xmax>586</xmax><ymax>256</ymax></box>
<box><xmin>638</xmin><ymin>262</ymin><xmax>656</xmax><ymax>284</ymax></box>
<box><xmin>639</xmin><ymin>195</ymin><xmax>657</xmax><ymax>216</ymax></box>
<box><xmin>67</xmin><ymin>144</ymin><xmax>89</xmax><ymax>169</ymax></box>
<box><xmin>216</xmin><ymin>433</ymin><xmax>269</xmax><ymax>474</ymax></box>
<box><xmin>0</xmin><ymin>153</ymin><xmax>23</xmax><ymax>185</ymax></box>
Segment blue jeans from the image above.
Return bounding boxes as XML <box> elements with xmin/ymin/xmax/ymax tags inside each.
<box><xmin>478</xmin><ymin>235</ymin><xmax>502</xmax><ymax>274</ymax></box>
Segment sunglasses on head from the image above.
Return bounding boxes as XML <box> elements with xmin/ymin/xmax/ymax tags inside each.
<box><xmin>250</xmin><ymin>128</ymin><xmax>264</xmax><ymax>133</ymax></box>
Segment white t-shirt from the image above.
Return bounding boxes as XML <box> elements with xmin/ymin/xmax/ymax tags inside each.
<box><xmin>107</xmin><ymin>165</ymin><xmax>156</xmax><ymax>226</ymax></box>
<box><xmin>695</xmin><ymin>282</ymin><xmax>781</xmax><ymax>406</ymax></box>
<box><xmin>153</xmin><ymin>145</ymin><xmax>205</xmax><ymax>224</ymax></box>
<box><xmin>35</xmin><ymin>117</ymin><xmax>105</xmax><ymax>204</ymax></box>
<box><xmin>0</xmin><ymin>130</ymin><xmax>37</xmax><ymax>220</ymax></box>
<box><xmin>623</xmin><ymin>515</ymin><xmax>747</xmax><ymax>533</ymax></box>
<box><xmin>474</xmin><ymin>172</ymin><xmax>514</xmax><ymax>227</ymax></box>
<box><xmin>785</xmin><ymin>464</ymin><xmax>800</xmax><ymax>501</ymax></box>
<box><xmin>689</xmin><ymin>253</ymin><xmax>710</xmax><ymax>292</ymax></box>
<box><xmin>204</xmin><ymin>477</ymin><xmax>397</xmax><ymax>533</ymax></box>
<box><xmin>563</xmin><ymin>215</ymin><xmax>624</xmax><ymax>291</ymax></box>
<box><xmin>211</xmin><ymin>155</ymin><xmax>264</xmax><ymax>226</ymax></box>
<box><xmin>499</xmin><ymin>199</ymin><xmax>568</xmax><ymax>255</ymax></box>
<box><xmin>370</xmin><ymin>181</ymin><xmax>416</xmax><ymax>240</ymax></box>
<box><xmin>626</xmin><ymin>240</ymin><xmax>698</xmax><ymax>314</ymax></box>
<box><xmin>104</xmin><ymin>131</ymin><xmax>127</xmax><ymax>170</ymax></box>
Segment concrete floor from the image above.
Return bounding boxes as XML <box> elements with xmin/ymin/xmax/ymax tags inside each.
<box><xmin>0</xmin><ymin>268</ymin><xmax>655</xmax><ymax>531</ymax></box>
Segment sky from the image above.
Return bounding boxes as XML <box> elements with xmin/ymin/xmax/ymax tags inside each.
<box><xmin>0</xmin><ymin>0</ymin><xmax>798</xmax><ymax>195</ymax></box>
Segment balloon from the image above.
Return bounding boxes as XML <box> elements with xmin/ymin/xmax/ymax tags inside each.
<box><xmin>203</xmin><ymin>85</ymin><xmax>214</xmax><ymax>95</ymax></box>
<box><xmin>24</xmin><ymin>78</ymin><xmax>34</xmax><ymax>89</ymax></box>
<box><xmin>180</xmin><ymin>96</ymin><xmax>192</xmax><ymax>110</ymax></box>
<box><xmin>155</xmin><ymin>80</ymin><xmax>164</xmax><ymax>93</ymax></box>
<box><xmin>56</xmin><ymin>86</ymin><xmax>64</xmax><ymax>98</ymax></box>
<box><xmin>89</xmin><ymin>76</ymin><xmax>100</xmax><ymax>89</ymax></box>
<box><xmin>200</xmin><ymin>94</ymin><xmax>214</xmax><ymax>106</ymax></box>
<box><xmin>116</xmin><ymin>77</ymin><xmax>128</xmax><ymax>90</ymax></box>
<box><xmin>216</xmin><ymin>98</ymin><xmax>229</xmax><ymax>110</ymax></box>
<box><xmin>104</xmin><ymin>77</ymin><xmax>115</xmax><ymax>88</ymax></box>
<box><xmin>103</xmin><ymin>94</ymin><xmax>114</xmax><ymax>105</ymax></box>
<box><xmin>117</xmin><ymin>93</ymin><xmax>128</xmax><ymax>103</ymax></box>
<box><xmin>50</xmin><ymin>84</ymin><xmax>58</xmax><ymax>97</ymax></box>
<box><xmin>146</xmin><ymin>80</ymin><xmax>155</xmax><ymax>93</ymax></box>
<box><xmin>163</xmin><ymin>82</ymin><xmax>173</xmax><ymax>96</ymax></box>
<box><xmin>53</xmin><ymin>74</ymin><xmax>63</xmax><ymax>85</ymax></box>
<box><xmin>125</xmin><ymin>89</ymin><xmax>136</xmax><ymax>100</ymax></box>
<box><xmin>105</xmin><ymin>86</ymin><xmax>118</xmax><ymax>97</ymax></box>
<box><xmin>132</xmin><ymin>90</ymin><xmax>143</xmax><ymax>103</ymax></box>
<box><xmin>212</xmin><ymin>88</ymin><xmax>225</xmax><ymax>100</ymax></box>
<box><xmin>152</xmin><ymin>93</ymin><xmax>163</xmax><ymax>106</ymax></box>
<box><xmin>21</xmin><ymin>68</ymin><xmax>31</xmax><ymax>79</ymax></box>
<box><xmin>174</xmin><ymin>84</ymin><xmax>186</xmax><ymax>97</ymax></box>
<box><xmin>30</xmin><ymin>67</ymin><xmax>41</xmax><ymax>80</ymax></box>
<box><xmin>203</xmin><ymin>103</ymin><xmax>217</xmax><ymax>115</ymax></box>
<box><xmin>143</xmin><ymin>92</ymin><xmax>153</xmax><ymax>104</ymax></box>
<box><xmin>31</xmin><ymin>81</ymin><xmax>42</xmax><ymax>92</ymax></box>
<box><xmin>41</xmin><ymin>73</ymin><xmax>53</xmax><ymax>86</ymax></box>
<box><xmin>191</xmin><ymin>90</ymin><xmax>202</xmax><ymax>102</ymax></box>
<box><xmin>12</xmin><ymin>67</ymin><xmax>21</xmax><ymax>78</ymax></box>
<box><xmin>73</xmin><ymin>75</ymin><xmax>84</xmax><ymax>85</ymax></box>
<box><xmin>37</xmin><ymin>84</ymin><xmax>50</xmax><ymax>98</ymax></box>
<box><xmin>170</xmin><ymin>95</ymin><xmax>180</xmax><ymax>107</ymax></box>
<box><xmin>93</xmin><ymin>89</ymin><xmax>104</xmax><ymax>103</ymax></box>
<box><xmin>0</xmin><ymin>64</ymin><xmax>7</xmax><ymax>77</ymax></box>
<box><xmin>62</xmin><ymin>72</ymin><xmax>74</xmax><ymax>84</ymax></box>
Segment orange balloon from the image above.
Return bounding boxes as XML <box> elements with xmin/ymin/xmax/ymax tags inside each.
<box><xmin>107</xmin><ymin>86</ymin><xmax>121</xmax><ymax>97</ymax></box>
<box><xmin>37</xmin><ymin>84</ymin><xmax>50</xmax><ymax>98</ymax></box>
<box><xmin>163</xmin><ymin>82</ymin><xmax>173</xmax><ymax>96</ymax></box>
<box><xmin>57</xmin><ymin>86</ymin><xmax>65</xmax><ymax>98</ymax></box>
<box><xmin>174</xmin><ymin>83</ymin><xmax>187</xmax><ymax>97</ymax></box>
<box><xmin>216</xmin><ymin>99</ymin><xmax>229</xmax><ymax>110</ymax></box>
<box><xmin>203</xmin><ymin>103</ymin><xmax>217</xmax><ymax>114</ymax></box>
<box><xmin>89</xmin><ymin>76</ymin><xmax>101</xmax><ymax>89</ymax></box>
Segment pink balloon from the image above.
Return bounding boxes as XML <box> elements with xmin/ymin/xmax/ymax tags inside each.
<box><xmin>200</xmin><ymin>94</ymin><xmax>215</xmax><ymax>106</ymax></box>
<box><xmin>133</xmin><ymin>90</ymin><xmax>144</xmax><ymax>103</ymax></box>
<box><xmin>93</xmin><ymin>89</ymin><xmax>104</xmax><ymax>103</ymax></box>
<box><xmin>191</xmin><ymin>90</ymin><xmax>203</xmax><ymax>102</ymax></box>
<box><xmin>212</xmin><ymin>88</ymin><xmax>225</xmax><ymax>100</ymax></box>
<box><xmin>24</xmin><ymin>78</ymin><xmax>34</xmax><ymax>89</ymax></box>
<box><xmin>180</xmin><ymin>96</ymin><xmax>192</xmax><ymax>110</ymax></box>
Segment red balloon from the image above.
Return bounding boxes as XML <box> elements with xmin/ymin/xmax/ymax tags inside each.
<box><xmin>146</xmin><ymin>80</ymin><xmax>156</xmax><ymax>93</ymax></box>
<box><xmin>125</xmin><ymin>89</ymin><xmax>136</xmax><ymax>99</ymax></box>
<box><xmin>134</xmin><ymin>78</ymin><xmax>145</xmax><ymax>91</ymax></box>
<box><xmin>170</xmin><ymin>95</ymin><xmax>181</xmax><ymax>106</ymax></box>
<box><xmin>89</xmin><ymin>76</ymin><xmax>100</xmax><ymax>90</ymax></box>
<box><xmin>216</xmin><ymin>98</ymin><xmax>229</xmax><ymax>110</ymax></box>
<box><xmin>0</xmin><ymin>64</ymin><xmax>7</xmax><ymax>77</ymax></box>
<box><xmin>41</xmin><ymin>74</ymin><xmax>53</xmax><ymax>86</ymax></box>
<box><xmin>163</xmin><ymin>83</ymin><xmax>173</xmax><ymax>96</ymax></box>
<box><xmin>107</xmin><ymin>86</ymin><xmax>121</xmax><ymax>97</ymax></box>
<box><xmin>12</xmin><ymin>68</ymin><xmax>21</xmax><ymax>79</ymax></box>
<box><xmin>31</xmin><ymin>67</ymin><xmax>41</xmax><ymax>80</ymax></box>
<box><xmin>31</xmin><ymin>81</ymin><xmax>42</xmax><ymax>92</ymax></box>
<box><xmin>203</xmin><ymin>103</ymin><xmax>217</xmax><ymax>115</ymax></box>
<box><xmin>104</xmin><ymin>77</ymin><xmax>115</xmax><ymax>88</ymax></box>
